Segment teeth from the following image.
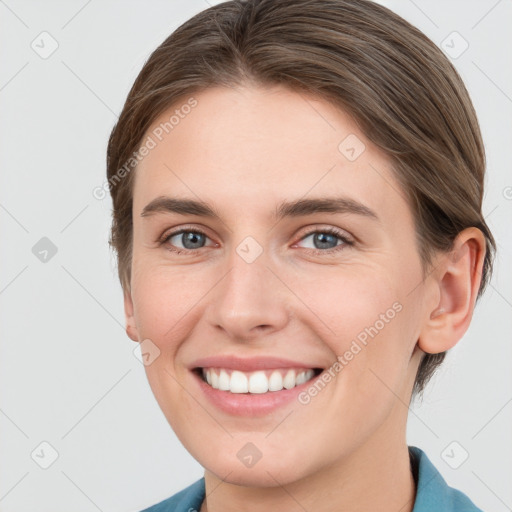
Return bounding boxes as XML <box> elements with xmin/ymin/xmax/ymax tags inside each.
<box><xmin>218</xmin><ymin>369</ymin><xmax>230</xmax><ymax>391</ymax></box>
<box><xmin>248</xmin><ymin>371</ymin><xmax>268</xmax><ymax>394</ymax></box>
<box><xmin>201</xmin><ymin>368</ymin><xmax>316</xmax><ymax>394</ymax></box>
<box><xmin>268</xmin><ymin>371</ymin><xmax>283</xmax><ymax>391</ymax></box>
<box><xmin>230</xmin><ymin>370</ymin><xmax>249</xmax><ymax>393</ymax></box>
<box><xmin>211</xmin><ymin>371</ymin><xmax>219</xmax><ymax>389</ymax></box>
<box><xmin>283</xmin><ymin>369</ymin><xmax>296</xmax><ymax>389</ymax></box>
<box><xmin>296</xmin><ymin>371</ymin><xmax>307</xmax><ymax>385</ymax></box>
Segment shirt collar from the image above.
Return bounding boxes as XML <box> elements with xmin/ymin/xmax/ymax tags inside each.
<box><xmin>409</xmin><ymin>445</ymin><xmax>482</xmax><ymax>511</ymax></box>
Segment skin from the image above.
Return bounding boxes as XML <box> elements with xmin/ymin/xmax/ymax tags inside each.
<box><xmin>124</xmin><ymin>85</ymin><xmax>486</xmax><ymax>512</ymax></box>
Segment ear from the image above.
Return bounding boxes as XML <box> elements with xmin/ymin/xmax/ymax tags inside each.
<box><xmin>124</xmin><ymin>288</ymin><xmax>140</xmax><ymax>342</ymax></box>
<box><xmin>417</xmin><ymin>227</ymin><xmax>486</xmax><ymax>354</ymax></box>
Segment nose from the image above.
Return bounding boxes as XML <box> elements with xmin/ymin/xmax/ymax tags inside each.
<box><xmin>206</xmin><ymin>247</ymin><xmax>290</xmax><ymax>342</ymax></box>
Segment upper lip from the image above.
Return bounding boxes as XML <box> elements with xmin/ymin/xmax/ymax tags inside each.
<box><xmin>190</xmin><ymin>355</ymin><xmax>324</xmax><ymax>372</ymax></box>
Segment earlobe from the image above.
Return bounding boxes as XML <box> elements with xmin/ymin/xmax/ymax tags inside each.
<box><xmin>417</xmin><ymin>227</ymin><xmax>486</xmax><ymax>355</ymax></box>
<box><xmin>123</xmin><ymin>288</ymin><xmax>140</xmax><ymax>342</ymax></box>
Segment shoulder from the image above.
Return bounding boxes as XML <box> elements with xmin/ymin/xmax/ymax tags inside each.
<box><xmin>139</xmin><ymin>478</ymin><xmax>205</xmax><ymax>512</ymax></box>
<box><xmin>409</xmin><ymin>446</ymin><xmax>484</xmax><ymax>512</ymax></box>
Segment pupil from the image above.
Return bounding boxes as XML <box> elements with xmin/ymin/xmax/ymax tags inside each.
<box><xmin>183</xmin><ymin>232</ymin><xmax>204</xmax><ymax>249</ymax></box>
<box><xmin>315</xmin><ymin>233</ymin><xmax>336</xmax><ymax>249</ymax></box>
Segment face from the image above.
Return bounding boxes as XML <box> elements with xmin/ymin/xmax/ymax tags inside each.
<box><xmin>125</xmin><ymin>85</ymin><xmax>432</xmax><ymax>486</ymax></box>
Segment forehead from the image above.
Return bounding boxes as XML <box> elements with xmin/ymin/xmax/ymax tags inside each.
<box><xmin>133</xmin><ymin>85</ymin><xmax>409</xmax><ymax>223</ymax></box>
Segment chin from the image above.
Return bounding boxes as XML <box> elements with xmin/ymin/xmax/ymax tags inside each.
<box><xmin>198</xmin><ymin>448</ymin><xmax>314</xmax><ymax>488</ymax></box>
<box><xmin>207</xmin><ymin>464</ymin><xmax>303</xmax><ymax>488</ymax></box>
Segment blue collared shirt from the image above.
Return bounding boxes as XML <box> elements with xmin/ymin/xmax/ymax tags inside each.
<box><xmin>140</xmin><ymin>446</ymin><xmax>483</xmax><ymax>511</ymax></box>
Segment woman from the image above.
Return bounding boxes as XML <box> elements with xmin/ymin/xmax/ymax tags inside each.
<box><xmin>106</xmin><ymin>1</ymin><xmax>495</xmax><ymax>510</ymax></box>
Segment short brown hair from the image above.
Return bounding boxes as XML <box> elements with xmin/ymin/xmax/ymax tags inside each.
<box><xmin>106</xmin><ymin>0</ymin><xmax>496</xmax><ymax>397</ymax></box>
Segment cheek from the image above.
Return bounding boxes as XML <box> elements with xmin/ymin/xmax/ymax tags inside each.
<box><xmin>131</xmin><ymin>262</ymin><xmax>207</xmax><ymax>345</ymax></box>
<box><xmin>300</xmin><ymin>265</ymin><xmax>401</xmax><ymax>344</ymax></box>
<box><xmin>304</xmin><ymin>267</ymin><xmax>414</xmax><ymax>397</ymax></box>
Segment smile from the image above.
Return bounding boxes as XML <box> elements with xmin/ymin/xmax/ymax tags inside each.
<box><xmin>199</xmin><ymin>367</ymin><xmax>322</xmax><ymax>394</ymax></box>
<box><xmin>189</xmin><ymin>355</ymin><xmax>327</xmax><ymax>415</ymax></box>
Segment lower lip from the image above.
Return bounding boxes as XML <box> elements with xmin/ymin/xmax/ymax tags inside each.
<box><xmin>191</xmin><ymin>370</ymin><xmax>320</xmax><ymax>417</ymax></box>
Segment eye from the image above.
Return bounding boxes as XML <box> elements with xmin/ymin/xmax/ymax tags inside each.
<box><xmin>295</xmin><ymin>227</ymin><xmax>353</xmax><ymax>254</ymax></box>
<box><xmin>159</xmin><ymin>225</ymin><xmax>354</xmax><ymax>256</ymax></box>
<box><xmin>159</xmin><ymin>227</ymin><xmax>216</xmax><ymax>254</ymax></box>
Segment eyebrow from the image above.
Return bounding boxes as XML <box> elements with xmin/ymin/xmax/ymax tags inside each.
<box><xmin>140</xmin><ymin>196</ymin><xmax>379</xmax><ymax>222</ymax></box>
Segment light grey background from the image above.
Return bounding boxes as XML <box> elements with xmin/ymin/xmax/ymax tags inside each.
<box><xmin>0</xmin><ymin>1</ymin><xmax>510</xmax><ymax>511</ymax></box>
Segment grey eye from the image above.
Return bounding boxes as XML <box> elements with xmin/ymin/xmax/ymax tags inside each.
<box><xmin>168</xmin><ymin>230</ymin><xmax>208</xmax><ymax>250</ymax></box>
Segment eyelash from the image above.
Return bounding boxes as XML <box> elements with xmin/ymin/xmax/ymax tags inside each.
<box><xmin>158</xmin><ymin>225</ymin><xmax>354</xmax><ymax>256</ymax></box>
